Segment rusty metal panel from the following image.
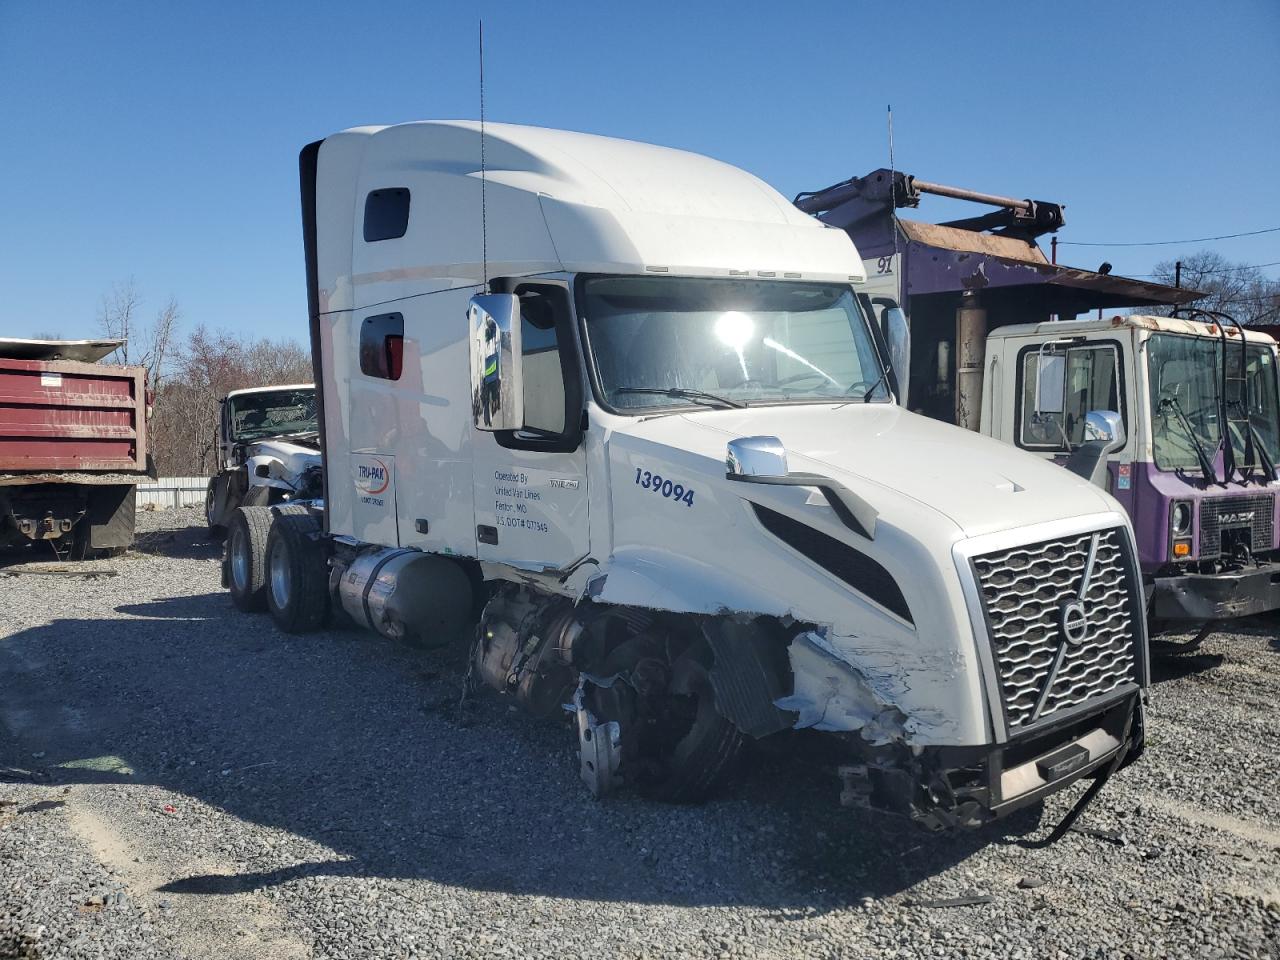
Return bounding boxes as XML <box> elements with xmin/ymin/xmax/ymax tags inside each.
<box><xmin>0</xmin><ymin>357</ymin><xmax>148</xmax><ymax>474</ymax></box>
<box><xmin>899</xmin><ymin>220</ymin><xmax>1051</xmax><ymax>264</ymax></box>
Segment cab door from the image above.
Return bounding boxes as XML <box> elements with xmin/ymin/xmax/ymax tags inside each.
<box><xmin>1006</xmin><ymin>333</ymin><xmax>1133</xmax><ymax>490</ymax></box>
<box><xmin>470</xmin><ymin>282</ymin><xmax>590</xmax><ymax>570</ymax></box>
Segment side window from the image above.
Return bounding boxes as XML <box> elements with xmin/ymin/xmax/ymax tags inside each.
<box><xmin>516</xmin><ymin>290</ymin><xmax>567</xmax><ymax>435</ymax></box>
<box><xmin>1020</xmin><ymin>344</ymin><xmax>1122</xmax><ymax>449</ymax></box>
<box><xmin>363</xmin><ymin>188</ymin><xmax>410</xmax><ymax>242</ymax></box>
<box><xmin>359</xmin><ymin>312</ymin><xmax>404</xmax><ymax>380</ymax></box>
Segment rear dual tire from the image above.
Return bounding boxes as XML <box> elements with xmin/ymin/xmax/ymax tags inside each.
<box><xmin>227</xmin><ymin>505</ymin><xmax>323</xmax><ymax>623</ymax></box>
<box><xmin>265</xmin><ymin>512</ymin><xmax>328</xmax><ymax>633</ymax></box>
<box><xmin>227</xmin><ymin>506</ymin><xmax>274</xmax><ymax>612</ymax></box>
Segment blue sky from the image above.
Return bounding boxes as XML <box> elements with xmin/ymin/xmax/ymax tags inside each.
<box><xmin>2</xmin><ymin>0</ymin><xmax>1278</xmax><ymax>343</ymax></box>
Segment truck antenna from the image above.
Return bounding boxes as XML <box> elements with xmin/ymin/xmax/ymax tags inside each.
<box><xmin>887</xmin><ymin>104</ymin><xmax>901</xmax><ymax>293</ymax></box>
<box><xmin>479</xmin><ymin>18</ymin><xmax>489</xmax><ymax>293</ymax></box>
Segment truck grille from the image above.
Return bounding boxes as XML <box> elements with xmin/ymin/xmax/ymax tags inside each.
<box><xmin>1199</xmin><ymin>494</ymin><xmax>1274</xmax><ymax>557</ymax></box>
<box><xmin>972</xmin><ymin>528</ymin><xmax>1138</xmax><ymax>730</ymax></box>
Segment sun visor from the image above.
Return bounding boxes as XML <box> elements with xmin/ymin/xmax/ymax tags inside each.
<box><xmin>540</xmin><ymin>196</ymin><xmax>865</xmax><ymax>284</ymax></box>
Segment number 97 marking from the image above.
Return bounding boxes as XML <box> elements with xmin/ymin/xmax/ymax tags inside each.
<box><xmin>635</xmin><ymin>468</ymin><xmax>695</xmax><ymax>507</ymax></box>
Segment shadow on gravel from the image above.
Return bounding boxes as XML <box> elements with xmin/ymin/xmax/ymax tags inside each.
<box><xmin>1149</xmin><ymin>651</ymin><xmax>1226</xmax><ymax>683</ymax></box>
<box><xmin>0</xmin><ymin>541</ymin><xmax>72</xmax><ymax>568</ymax></box>
<box><xmin>132</xmin><ymin>523</ymin><xmax>221</xmax><ymax>560</ymax></box>
<box><xmin>0</xmin><ymin>591</ymin><xmax>1035</xmax><ymax>912</ymax></box>
<box><xmin>0</xmin><ymin>519</ymin><xmax>218</xmax><ymax>570</ymax></box>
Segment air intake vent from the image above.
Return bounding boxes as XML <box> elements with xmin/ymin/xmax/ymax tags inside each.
<box><xmin>751</xmin><ymin>504</ymin><xmax>911</xmax><ymax>623</ymax></box>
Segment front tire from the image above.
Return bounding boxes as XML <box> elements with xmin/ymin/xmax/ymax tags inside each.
<box><xmin>265</xmin><ymin>512</ymin><xmax>328</xmax><ymax>633</ymax></box>
<box><xmin>227</xmin><ymin>506</ymin><xmax>273</xmax><ymax>612</ymax></box>
<box><xmin>587</xmin><ymin>622</ymin><xmax>744</xmax><ymax>803</ymax></box>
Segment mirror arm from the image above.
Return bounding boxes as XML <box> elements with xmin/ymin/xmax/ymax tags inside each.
<box><xmin>727</xmin><ymin>472</ymin><xmax>877</xmax><ymax>540</ymax></box>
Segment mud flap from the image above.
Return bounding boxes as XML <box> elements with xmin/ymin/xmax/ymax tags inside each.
<box><xmin>86</xmin><ymin>485</ymin><xmax>135</xmax><ymax>551</ymax></box>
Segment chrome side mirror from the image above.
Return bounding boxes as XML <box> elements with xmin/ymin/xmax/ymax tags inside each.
<box><xmin>1082</xmin><ymin>409</ymin><xmax>1125</xmax><ymax>449</ymax></box>
<box><xmin>726</xmin><ymin>436</ymin><xmax>789</xmax><ymax>479</ymax></box>
<box><xmin>1064</xmin><ymin>410</ymin><xmax>1126</xmax><ymax>489</ymax></box>
<box><xmin>883</xmin><ymin>306</ymin><xmax>910</xmax><ymax>406</ymax></box>
<box><xmin>468</xmin><ymin>294</ymin><xmax>524</xmax><ymax>432</ymax></box>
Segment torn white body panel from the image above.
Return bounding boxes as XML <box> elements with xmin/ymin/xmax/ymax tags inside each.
<box><xmin>245</xmin><ymin>439</ymin><xmax>321</xmax><ymax>494</ymax></box>
<box><xmin>775</xmin><ymin>632</ymin><xmax>909</xmax><ymax>744</ymax></box>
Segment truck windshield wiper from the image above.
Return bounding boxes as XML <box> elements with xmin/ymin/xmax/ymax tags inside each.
<box><xmin>614</xmin><ymin>386</ymin><xmax>745</xmax><ymax>409</ymax></box>
<box><xmin>1227</xmin><ymin>402</ymin><xmax>1278</xmax><ymax>481</ymax></box>
<box><xmin>1159</xmin><ymin>396</ymin><xmax>1219</xmax><ymax>481</ymax></box>
<box><xmin>851</xmin><ymin>366</ymin><xmax>891</xmax><ymax>404</ymax></box>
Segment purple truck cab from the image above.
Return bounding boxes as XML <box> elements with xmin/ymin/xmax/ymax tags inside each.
<box><xmin>796</xmin><ymin>168</ymin><xmax>1278</xmax><ymax>629</ymax></box>
<box><xmin>987</xmin><ymin>315</ymin><xmax>1280</xmax><ymax>628</ymax></box>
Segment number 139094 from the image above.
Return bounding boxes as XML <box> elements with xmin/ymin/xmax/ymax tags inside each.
<box><xmin>635</xmin><ymin>468</ymin><xmax>695</xmax><ymax>507</ymax></box>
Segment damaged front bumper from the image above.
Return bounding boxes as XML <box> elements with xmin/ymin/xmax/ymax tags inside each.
<box><xmin>838</xmin><ymin>692</ymin><xmax>1143</xmax><ymax>831</ymax></box>
<box><xmin>1148</xmin><ymin>561</ymin><xmax>1280</xmax><ymax>621</ymax></box>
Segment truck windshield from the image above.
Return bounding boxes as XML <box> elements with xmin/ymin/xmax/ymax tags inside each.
<box><xmin>1147</xmin><ymin>334</ymin><xmax>1280</xmax><ymax>473</ymax></box>
<box><xmin>579</xmin><ymin>276</ymin><xmax>889</xmax><ymax>411</ymax></box>
<box><xmin>229</xmin><ymin>389</ymin><xmax>318</xmax><ymax>441</ymax></box>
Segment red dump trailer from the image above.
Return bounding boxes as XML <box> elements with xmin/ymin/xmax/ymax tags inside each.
<box><xmin>0</xmin><ymin>338</ymin><xmax>152</xmax><ymax>558</ymax></box>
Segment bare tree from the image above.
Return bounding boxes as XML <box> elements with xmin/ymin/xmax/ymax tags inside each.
<box><xmin>148</xmin><ymin>296</ymin><xmax>180</xmax><ymax>392</ymax></box>
<box><xmin>30</xmin><ymin>330</ymin><xmax>65</xmax><ymax>340</ymax></box>
<box><xmin>97</xmin><ymin>280</ymin><xmax>181</xmax><ymax>392</ymax></box>
<box><xmin>1146</xmin><ymin>251</ymin><xmax>1280</xmax><ymax>325</ymax></box>
<box><xmin>98</xmin><ymin>279</ymin><xmax>143</xmax><ymax>363</ymax></box>
<box><xmin>147</xmin><ymin>324</ymin><xmax>313</xmax><ymax>475</ymax></box>
<box><xmin>94</xmin><ymin>280</ymin><xmax>314</xmax><ymax>475</ymax></box>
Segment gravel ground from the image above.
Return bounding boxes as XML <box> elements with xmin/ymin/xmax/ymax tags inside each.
<box><xmin>1</xmin><ymin>506</ymin><xmax>1277</xmax><ymax>960</ymax></box>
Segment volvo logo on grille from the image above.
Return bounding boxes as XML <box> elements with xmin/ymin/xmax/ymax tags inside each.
<box><xmin>1218</xmin><ymin>511</ymin><xmax>1255</xmax><ymax>525</ymax></box>
<box><xmin>1032</xmin><ymin>531</ymin><xmax>1102</xmax><ymax>723</ymax></box>
<box><xmin>1059</xmin><ymin>599</ymin><xmax>1089</xmax><ymax>645</ymax></box>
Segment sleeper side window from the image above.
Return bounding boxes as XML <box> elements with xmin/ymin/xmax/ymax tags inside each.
<box><xmin>363</xmin><ymin>188</ymin><xmax>410</xmax><ymax>242</ymax></box>
<box><xmin>359</xmin><ymin>312</ymin><xmax>404</xmax><ymax>380</ymax></box>
<box><xmin>1018</xmin><ymin>343</ymin><xmax>1123</xmax><ymax>450</ymax></box>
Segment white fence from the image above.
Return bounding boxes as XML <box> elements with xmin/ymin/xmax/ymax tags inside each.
<box><xmin>135</xmin><ymin>475</ymin><xmax>210</xmax><ymax>510</ymax></box>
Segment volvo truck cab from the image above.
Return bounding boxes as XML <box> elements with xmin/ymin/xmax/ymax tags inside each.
<box><xmin>224</xmin><ymin>122</ymin><xmax>1148</xmax><ymax>831</ymax></box>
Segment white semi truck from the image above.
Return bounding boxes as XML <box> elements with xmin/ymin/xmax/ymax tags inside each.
<box><xmin>223</xmin><ymin>122</ymin><xmax>1148</xmax><ymax>831</ymax></box>
<box><xmin>205</xmin><ymin>384</ymin><xmax>321</xmax><ymax>539</ymax></box>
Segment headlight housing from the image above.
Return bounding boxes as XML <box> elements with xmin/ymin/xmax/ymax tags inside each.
<box><xmin>1170</xmin><ymin>501</ymin><xmax>1194</xmax><ymax>559</ymax></box>
<box><xmin>1171</xmin><ymin>501</ymin><xmax>1192</xmax><ymax>536</ymax></box>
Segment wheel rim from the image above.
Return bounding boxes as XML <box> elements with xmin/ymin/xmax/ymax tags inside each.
<box><xmin>206</xmin><ymin>486</ymin><xmax>216</xmax><ymax>526</ymax></box>
<box><xmin>230</xmin><ymin>526</ymin><xmax>250</xmax><ymax>590</ymax></box>
<box><xmin>586</xmin><ymin>630</ymin><xmax>715</xmax><ymax>788</ymax></box>
<box><xmin>269</xmin><ymin>537</ymin><xmax>292</xmax><ymax>610</ymax></box>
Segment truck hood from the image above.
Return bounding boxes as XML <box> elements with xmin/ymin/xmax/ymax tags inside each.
<box><xmin>246</xmin><ymin>438</ymin><xmax>322</xmax><ymax>485</ymax></box>
<box><xmin>614</xmin><ymin>403</ymin><xmax>1115</xmax><ymax>538</ymax></box>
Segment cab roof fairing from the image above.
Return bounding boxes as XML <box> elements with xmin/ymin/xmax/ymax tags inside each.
<box><xmin>313</xmin><ymin>121</ymin><xmax>867</xmax><ymax>315</ymax></box>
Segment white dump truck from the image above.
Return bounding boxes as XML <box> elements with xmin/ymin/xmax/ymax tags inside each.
<box><xmin>223</xmin><ymin>122</ymin><xmax>1148</xmax><ymax>831</ymax></box>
